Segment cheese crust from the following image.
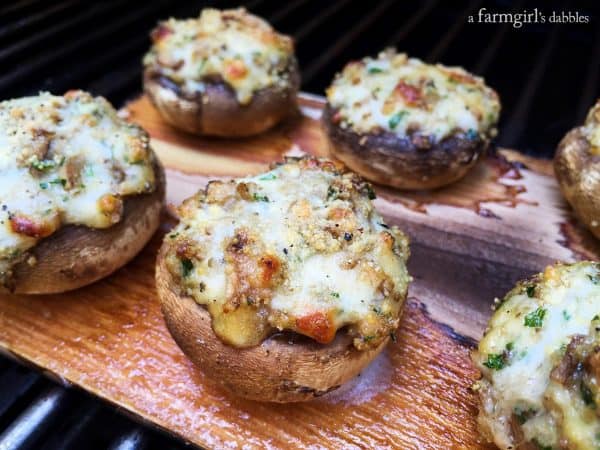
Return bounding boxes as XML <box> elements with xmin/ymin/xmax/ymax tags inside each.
<box><xmin>164</xmin><ymin>157</ymin><xmax>410</xmax><ymax>349</ymax></box>
<box><xmin>325</xmin><ymin>48</ymin><xmax>500</xmax><ymax>142</ymax></box>
<box><xmin>0</xmin><ymin>91</ymin><xmax>157</xmax><ymax>288</ymax></box>
<box><xmin>143</xmin><ymin>8</ymin><xmax>296</xmax><ymax>105</ymax></box>
<box><xmin>473</xmin><ymin>262</ymin><xmax>600</xmax><ymax>450</ymax></box>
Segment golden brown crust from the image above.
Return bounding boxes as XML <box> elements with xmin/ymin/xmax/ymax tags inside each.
<box><xmin>554</xmin><ymin>127</ymin><xmax>600</xmax><ymax>239</ymax></box>
<box><xmin>143</xmin><ymin>62</ymin><xmax>300</xmax><ymax>137</ymax></box>
<box><xmin>4</xmin><ymin>160</ymin><xmax>165</xmax><ymax>294</ymax></box>
<box><xmin>322</xmin><ymin>105</ymin><xmax>488</xmax><ymax>190</ymax></box>
<box><xmin>156</xmin><ymin>240</ymin><xmax>390</xmax><ymax>402</ymax></box>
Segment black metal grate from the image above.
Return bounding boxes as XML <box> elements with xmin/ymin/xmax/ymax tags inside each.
<box><xmin>0</xmin><ymin>0</ymin><xmax>598</xmax><ymax>448</ymax></box>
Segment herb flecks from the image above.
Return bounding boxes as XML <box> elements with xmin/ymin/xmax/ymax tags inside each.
<box><xmin>31</xmin><ymin>159</ymin><xmax>57</xmax><ymax>171</ymax></box>
<box><xmin>181</xmin><ymin>258</ymin><xmax>194</xmax><ymax>277</ymax></box>
<box><xmin>524</xmin><ymin>307</ymin><xmax>546</xmax><ymax>328</ymax></box>
<box><xmin>483</xmin><ymin>353</ymin><xmax>506</xmax><ymax>370</ymax></box>
<box><xmin>39</xmin><ymin>178</ymin><xmax>66</xmax><ymax>190</ymax></box>
<box><xmin>465</xmin><ymin>128</ymin><xmax>479</xmax><ymax>140</ymax></box>
<box><xmin>252</xmin><ymin>193</ymin><xmax>269</xmax><ymax>202</ymax></box>
<box><xmin>365</xmin><ymin>184</ymin><xmax>376</xmax><ymax>200</ymax></box>
<box><xmin>581</xmin><ymin>381</ymin><xmax>596</xmax><ymax>409</ymax></box>
<box><xmin>388</xmin><ymin>111</ymin><xmax>408</xmax><ymax>130</ymax></box>
<box><xmin>526</xmin><ymin>284</ymin><xmax>536</xmax><ymax>298</ymax></box>
<box><xmin>327</xmin><ymin>185</ymin><xmax>339</xmax><ymax>201</ymax></box>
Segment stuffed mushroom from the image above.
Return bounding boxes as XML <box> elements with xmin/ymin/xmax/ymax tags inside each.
<box><xmin>473</xmin><ymin>261</ymin><xmax>600</xmax><ymax>450</ymax></box>
<box><xmin>156</xmin><ymin>157</ymin><xmax>410</xmax><ymax>402</ymax></box>
<box><xmin>554</xmin><ymin>100</ymin><xmax>600</xmax><ymax>240</ymax></box>
<box><xmin>323</xmin><ymin>49</ymin><xmax>501</xmax><ymax>190</ymax></box>
<box><xmin>143</xmin><ymin>8</ymin><xmax>300</xmax><ymax>137</ymax></box>
<box><xmin>0</xmin><ymin>91</ymin><xmax>164</xmax><ymax>294</ymax></box>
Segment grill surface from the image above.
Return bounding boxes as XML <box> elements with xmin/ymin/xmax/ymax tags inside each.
<box><xmin>0</xmin><ymin>0</ymin><xmax>598</xmax><ymax>448</ymax></box>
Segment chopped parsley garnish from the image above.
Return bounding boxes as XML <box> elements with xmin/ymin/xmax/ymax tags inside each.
<box><xmin>40</xmin><ymin>178</ymin><xmax>66</xmax><ymax>189</ymax></box>
<box><xmin>562</xmin><ymin>310</ymin><xmax>571</xmax><ymax>321</ymax></box>
<box><xmin>388</xmin><ymin>111</ymin><xmax>408</xmax><ymax>130</ymax></box>
<box><xmin>483</xmin><ymin>353</ymin><xmax>506</xmax><ymax>370</ymax></box>
<box><xmin>526</xmin><ymin>285</ymin><xmax>536</xmax><ymax>298</ymax></box>
<box><xmin>366</xmin><ymin>185</ymin><xmax>376</xmax><ymax>200</ymax></box>
<box><xmin>367</xmin><ymin>66</ymin><xmax>383</xmax><ymax>74</ymax></box>
<box><xmin>524</xmin><ymin>307</ymin><xmax>546</xmax><ymax>328</ymax></box>
<box><xmin>259</xmin><ymin>173</ymin><xmax>277</xmax><ymax>181</ymax></box>
<box><xmin>588</xmin><ymin>273</ymin><xmax>600</xmax><ymax>284</ymax></box>
<box><xmin>505</xmin><ymin>342</ymin><xmax>514</xmax><ymax>352</ymax></box>
<box><xmin>168</xmin><ymin>232</ymin><xmax>179</xmax><ymax>239</ymax></box>
<box><xmin>594</xmin><ymin>315</ymin><xmax>600</xmax><ymax>321</ymax></box>
<box><xmin>363</xmin><ymin>335</ymin><xmax>375</xmax><ymax>342</ymax></box>
<box><xmin>252</xmin><ymin>193</ymin><xmax>269</xmax><ymax>202</ymax></box>
<box><xmin>31</xmin><ymin>159</ymin><xmax>56</xmax><ymax>171</ymax></box>
<box><xmin>327</xmin><ymin>185</ymin><xmax>339</xmax><ymax>200</ymax></box>
<box><xmin>181</xmin><ymin>258</ymin><xmax>194</xmax><ymax>277</ymax></box>
<box><xmin>465</xmin><ymin>128</ymin><xmax>478</xmax><ymax>140</ymax></box>
<box><xmin>581</xmin><ymin>382</ymin><xmax>596</xmax><ymax>408</ymax></box>
<box><xmin>330</xmin><ymin>292</ymin><xmax>340</xmax><ymax>298</ymax></box>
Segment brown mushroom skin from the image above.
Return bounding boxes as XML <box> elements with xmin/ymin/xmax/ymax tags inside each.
<box><xmin>322</xmin><ymin>105</ymin><xmax>488</xmax><ymax>190</ymax></box>
<box><xmin>155</xmin><ymin>241</ymin><xmax>393</xmax><ymax>403</ymax></box>
<box><xmin>2</xmin><ymin>161</ymin><xmax>165</xmax><ymax>295</ymax></box>
<box><xmin>143</xmin><ymin>59</ymin><xmax>300</xmax><ymax>138</ymax></box>
<box><xmin>554</xmin><ymin>127</ymin><xmax>600</xmax><ymax>239</ymax></box>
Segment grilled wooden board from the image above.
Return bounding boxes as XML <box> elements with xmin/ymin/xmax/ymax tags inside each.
<box><xmin>0</xmin><ymin>94</ymin><xmax>598</xmax><ymax>449</ymax></box>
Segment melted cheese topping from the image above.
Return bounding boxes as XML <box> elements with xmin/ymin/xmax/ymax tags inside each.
<box><xmin>143</xmin><ymin>8</ymin><xmax>295</xmax><ymax>105</ymax></box>
<box><xmin>0</xmin><ymin>91</ymin><xmax>156</xmax><ymax>288</ymax></box>
<box><xmin>473</xmin><ymin>262</ymin><xmax>600</xmax><ymax>450</ymax></box>
<box><xmin>583</xmin><ymin>99</ymin><xmax>600</xmax><ymax>151</ymax></box>
<box><xmin>165</xmin><ymin>158</ymin><xmax>410</xmax><ymax>349</ymax></box>
<box><xmin>326</xmin><ymin>48</ymin><xmax>500</xmax><ymax>141</ymax></box>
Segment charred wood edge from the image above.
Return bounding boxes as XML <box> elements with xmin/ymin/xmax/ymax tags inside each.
<box><xmin>408</xmin><ymin>299</ymin><xmax>478</xmax><ymax>349</ymax></box>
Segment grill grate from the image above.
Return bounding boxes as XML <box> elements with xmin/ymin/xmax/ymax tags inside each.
<box><xmin>0</xmin><ymin>0</ymin><xmax>598</xmax><ymax>448</ymax></box>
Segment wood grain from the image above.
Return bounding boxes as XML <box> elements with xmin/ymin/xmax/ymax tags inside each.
<box><xmin>0</xmin><ymin>93</ymin><xmax>597</xmax><ymax>450</ymax></box>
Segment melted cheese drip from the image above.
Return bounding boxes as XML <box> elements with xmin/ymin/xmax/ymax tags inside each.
<box><xmin>326</xmin><ymin>49</ymin><xmax>500</xmax><ymax>140</ymax></box>
<box><xmin>474</xmin><ymin>262</ymin><xmax>600</xmax><ymax>450</ymax></box>
<box><xmin>167</xmin><ymin>159</ymin><xmax>410</xmax><ymax>348</ymax></box>
<box><xmin>144</xmin><ymin>8</ymin><xmax>294</xmax><ymax>105</ymax></box>
<box><xmin>0</xmin><ymin>91</ymin><xmax>156</xmax><ymax>284</ymax></box>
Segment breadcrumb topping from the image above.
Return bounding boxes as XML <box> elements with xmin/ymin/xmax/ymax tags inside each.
<box><xmin>0</xmin><ymin>91</ymin><xmax>156</xmax><ymax>288</ymax></box>
<box><xmin>326</xmin><ymin>48</ymin><xmax>500</xmax><ymax>142</ymax></box>
<box><xmin>165</xmin><ymin>157</ymin><xmax>410</xmax><ymax>349</ymax></box>
<box><xmin>144</xmin><ymin>8</ymin><xmax>295</xmax><ymax>105</ymax></box>
<box><xmin>473</xmin><ymin>262</ymin><xmax>600</xmax><ymax>450</ymax></box>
